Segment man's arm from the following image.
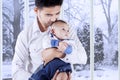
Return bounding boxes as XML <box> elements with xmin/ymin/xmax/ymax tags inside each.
<box><xmin>41</xmin><ymin>48</ymin><xmax>65</xmax><ymax>65</ymax></box>
<box><xmin>12</xmin><ymin>31</ymin><xmax>31</xmax><ymax>80</ymax></box>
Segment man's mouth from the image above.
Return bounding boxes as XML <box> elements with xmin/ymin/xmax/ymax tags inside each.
<box><xmin>48</xmin><ymin>22</ymin><xmax>52</xmax><ymax>26</ymax></box>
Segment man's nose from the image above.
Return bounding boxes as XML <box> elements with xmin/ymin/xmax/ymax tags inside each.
<box><xmin>50</xmin><ymin>16</ymin><xmax>57</xmax><ymax>22</ymax></box>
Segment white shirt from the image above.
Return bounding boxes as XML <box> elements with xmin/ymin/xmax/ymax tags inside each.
<box><xmin>12</xmin><ymin>18</ymin><xmax>87</xmax><ymax>80</ymax></box>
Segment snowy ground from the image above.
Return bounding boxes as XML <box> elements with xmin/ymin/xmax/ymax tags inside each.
<box><xmin>2</xmin><ymin>62</ymin><xmax>12</xmax><ymax>79</ymax></box>
<box><xmin>94</xmin><ymin>66</ymin><xmax>118</xmax><ymax>80</ymax></box>
<box><xmin>72</xmin><ymin>65</ymin><xmax>119</xmax><ymax>80</ymax></box>
<box><xmin>2</xmin><ymin>62</ymin><xmax>119</xmax><ymax>80</ymax></box>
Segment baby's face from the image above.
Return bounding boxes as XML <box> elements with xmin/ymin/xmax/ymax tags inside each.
<box><xmin>53</xmin><ymin>24</ymin><xmax>70</xmax><ymax>40</ymax></box>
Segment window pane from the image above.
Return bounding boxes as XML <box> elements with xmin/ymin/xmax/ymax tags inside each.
<box><xmin>93</xmin><ymin>0</ymin><xmax>119</xmax><ymax>80</ymax></box>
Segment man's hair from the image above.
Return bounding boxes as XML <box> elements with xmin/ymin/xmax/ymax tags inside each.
<box><xmin>35</xmin><ymin>0</ymin><xmax>63</xmax><ymax>8</ymax></box>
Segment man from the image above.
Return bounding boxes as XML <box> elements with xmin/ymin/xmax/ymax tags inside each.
<box><xmin>12</xmin><ymin>0</ymin><xmax>87</xmax><ymax>80</ymax></box>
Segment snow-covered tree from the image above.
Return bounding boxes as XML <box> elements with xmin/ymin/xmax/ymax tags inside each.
<box><xmin>3</xmin><ymin>0</ymin><xmax>24</xmax><ymax>61</ymax></box>
<box><xmin>94</xmin><ymin>0</ymin><xmax>118</xmax><ymax>65</ymax></box>
<box><xmin>100</xmin><ymin>0</ymin><xmax>118</xmax><ymax>65</ymax></box>
<box><xmin>61</xmin><ymin>0</ymin><xmax>90</xmax><ymax>29</ymax></box>
<box><xmin>77</xmin><ymin>23</ymin><xmax>90</xmax><ymax>64</ymax></box>
<box><xmin>94</xmin><ymin>28</ymin><xmax>104</xmax><ymax>64</ymax></box>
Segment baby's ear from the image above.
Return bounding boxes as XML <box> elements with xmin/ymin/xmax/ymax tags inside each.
<box><xmin>50</xmin><ymin>28</ymin><xmax>54</xmax><ymax>34</ymax></box>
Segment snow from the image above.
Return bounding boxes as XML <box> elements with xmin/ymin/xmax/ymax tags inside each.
<box><xmin>2</xmin><ymin>63</ymin><xmax>119</xmax><ymax>80</ymax></box>
<box><xmin>71</xmin><ymin>66</ymin><xmax>118</xmax><ymax>80</ymax></box>
<box><xmin>94</xmin><ymin>68</ymin><xmax>118</xmax><ymax>80</ymax></box>
<box><xmin>2</xmin><ymin>62</ymin><xmax>12</xmax><ymax>79</ymax></box>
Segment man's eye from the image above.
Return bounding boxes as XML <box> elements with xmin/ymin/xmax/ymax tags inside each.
<box><xmin>56</xmin><ymin>12</ymin><xmax>60</xmax><ymax>15</ymax></box>
<box><xmin>46</xmin><ymin>14</ymin><xmax>52</xmax><ymax>16</ymax></box>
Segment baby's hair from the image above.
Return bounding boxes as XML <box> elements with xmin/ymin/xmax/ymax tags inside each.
<box><xmin>51</xmin><ymin>20</ymin><xmax>68</xmax><ymax>29</ymax></box>
<box><xmin>53</xmin><ymin>20</ymin><xmax>67</xmax><ymax>24</ymax></box>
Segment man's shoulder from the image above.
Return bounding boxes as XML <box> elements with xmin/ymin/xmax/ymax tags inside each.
<box><xmin>24</xmin><ymin>22</ymin><xmax>34</xmax><ymax>32</ymax></box>
<box><xmin>18</xmin><ymin>22</ymin><xmax>34</xmax><ymax>41</ymax></box>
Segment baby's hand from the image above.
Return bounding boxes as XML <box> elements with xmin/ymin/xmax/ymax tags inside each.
<box><xmin>58</xmin><ymin>41</ymin><xmax>68</xmax><ymax>53</ymax></box>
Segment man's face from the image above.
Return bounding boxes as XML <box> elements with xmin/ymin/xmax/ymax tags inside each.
<box><xmin>35</xmin><ymin>6</ymin><xmax>61</xmax><ymax>29</ymax></box>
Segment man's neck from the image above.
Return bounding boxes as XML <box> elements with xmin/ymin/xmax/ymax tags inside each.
<box><xmin>37</xmin><ymin>18</ymin><xmax>47</xmax><ymax>32</ymax></box>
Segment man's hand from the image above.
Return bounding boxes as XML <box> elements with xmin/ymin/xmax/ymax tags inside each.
<box><xmin>51</xmin><ymin>70</ymin><xmax>59</xmax><ymax>80</ymax></box>
<box><xmin>67</xmin><ymin>72</ymin><xmax>71</xmax><ymax>80</ymax></box>
<box><xmin>52</xmin><ymin>70</ymin><xmax>71</xmax><ymax>80</ymax></box>
<box><xmin>41</xmin><ymin>48</ymin><xmax>65</xmax><ymax>65</ymax></box>
<box><xmin>58</xmin><ymin>41</ymin><xmax>68</xmax><ymax>53</ymax></box>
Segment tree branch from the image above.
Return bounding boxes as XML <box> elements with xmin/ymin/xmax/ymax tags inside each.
<box><xmin>102</xmin><ymin>33</ymin><xmax>109</xmax><ymax>42</ymax></box>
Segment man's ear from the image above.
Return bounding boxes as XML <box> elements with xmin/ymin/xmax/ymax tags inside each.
<box><xmin>34</xmin><ymin>7</ymin><xmax>39</xmax><ymax>14</ymax></box>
